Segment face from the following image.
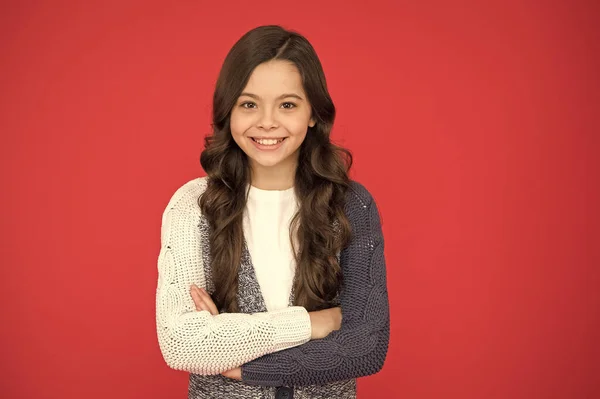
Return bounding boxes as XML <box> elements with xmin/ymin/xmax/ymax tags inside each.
<box><xmin>230</xmin><ymin>60</ymin><xmax>315</xmax><ymax>174</ymax></box>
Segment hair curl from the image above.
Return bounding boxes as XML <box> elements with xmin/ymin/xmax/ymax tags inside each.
<box><xmin>199</xmin><ymin>25</ymin><xmax>352</xmax><ymax>313</ymax></box>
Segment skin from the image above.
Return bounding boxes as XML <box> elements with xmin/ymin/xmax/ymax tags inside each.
<box><xmin>189</xmin><ymin>59</ymin><xmax>342</xmax><ymax>381</ymax></box>
<box><xmin>229</xmin><ymin>59</ymin><xmax>316</xmax><ymax>191</ymax></box>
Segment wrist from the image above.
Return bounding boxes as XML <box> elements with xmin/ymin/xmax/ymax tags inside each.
<box><xmin>308</xmin><ymin>309</ymin><xmax>331</xmax><ymax>339</ymax></box>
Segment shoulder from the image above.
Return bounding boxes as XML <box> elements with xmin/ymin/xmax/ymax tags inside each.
<box><xmin>346</xmin><ymin>180</ymin><xmax>375</xmax><ymax>210</ymax></box>
<box><xmin>163</xmin><ymin>176</ymin><xmax>209</xmax><ymax>214</ymax></box>
<box><xmin>345</xmin><ymin>180</ymin><xmax>384</xmax><ymax>228</ymax></box>
<box><xmin>344</xmin><ymin>180</ymin><xmax>384</xmax><ymax>241</ymax></box>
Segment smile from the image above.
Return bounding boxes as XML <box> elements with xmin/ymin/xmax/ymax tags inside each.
<box><xmin>250</xmin><ymin>137</ymin><xmax>287</xmax><ymax>151</ymax></box>
<box><xmin>251</xmin><ymin>137</ymin><xmax>286</xmax><ymax>146</ymax></box>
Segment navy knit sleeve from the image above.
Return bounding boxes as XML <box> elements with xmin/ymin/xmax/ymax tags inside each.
<box><xmin>241</xmin><ymin>182</ymin><xmax>390</xmax><ymax>386</ymax></box>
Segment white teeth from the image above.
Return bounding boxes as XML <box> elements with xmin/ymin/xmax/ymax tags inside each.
<box><xmin>254</xmin><ymin>138</ymin><xmax>283</xmax><ymax>145</ymax></box>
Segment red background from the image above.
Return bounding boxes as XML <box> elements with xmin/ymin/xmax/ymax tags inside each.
<box><xmin>1</xmin><ymin>1</ymin><xmax>598</xmax><ymax>398</ymax></box>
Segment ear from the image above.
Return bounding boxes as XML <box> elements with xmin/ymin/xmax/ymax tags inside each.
<box><xmin>308</xmin><ymin>117</ymin><xmax>316</xmax><ymax>128</ymax></box>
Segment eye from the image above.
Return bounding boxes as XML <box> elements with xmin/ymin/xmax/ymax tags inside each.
<box><xmin>240</xmin><ymin>102</ymin><xmax>257</xmax><ymax>109</ymax></box>
<box><xmin>281</xmin><ymin>102</ymin><xmax>296</xmax><ymax>109</ymax></box>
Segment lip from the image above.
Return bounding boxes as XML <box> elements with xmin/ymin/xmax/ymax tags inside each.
<box><xmin>250</xmin><ymin>137</ymin><xmax>287</xmax><ymax>151</ymax></box>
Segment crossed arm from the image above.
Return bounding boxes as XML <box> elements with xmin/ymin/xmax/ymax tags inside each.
<box><xmin>188</xmin><ymin>284</ymin><xmax>342</xmax><ymax>380</ymax></box>
<box><xmin>240</xmin><ymin>185</ymin><xmax>390</xmax><ymax>386</ymax></box>
<box><xmin>156</xmin><ymin>179</ymin><xmax>390</xmax><ymax>386</ymax></box>
<box><xmin>156</xmin><ymin>179</ymin><xmax>314</xmax><ymax>375</ymax></box>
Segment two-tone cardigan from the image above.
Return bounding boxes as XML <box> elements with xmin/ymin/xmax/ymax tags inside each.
<box><xmin>156</xmin><ymin>176</ymin><xmax>390</xmax><ymax>398</ymax></box>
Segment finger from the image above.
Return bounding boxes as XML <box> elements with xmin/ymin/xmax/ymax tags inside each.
<box><xmin>190</xmin><ymin>287</ymin><xmax>210</xmax><ymax>312</ymax></box>
<box><xmin>221</xmin><ymin>367</ymin><xmax>242</xmax><ymax>380</ymax></box>
<box><xmin>190</xmin><ymin>288</ymin><xmax>203</xmax><ymax>311</ymax></box>
<box><xmin>198</xmin><ymin>299</ymin><xmax>211</xmax><ymax>313</ymax></box>
<box><xmin>198</xmin><ymin>288</ymin><xmax>219</xmax><ymax>315</ymax></box>
<box><xmin>190</xmin><ymin>285</ymin><xmax>218</xmax><ymax>314</ymax></box>
<box><xmin>194</xmin><ymin>296</ymin><xmax>211</xmax><ymax>313</ymax></box>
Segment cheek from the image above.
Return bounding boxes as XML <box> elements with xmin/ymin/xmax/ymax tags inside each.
<box><xmin>229</xmin><ymin>111</ymin><xmax>253</xmax><ymax>138</ymax></box>
<box><xmin>229</xmin><ymin>114</ymin><xmax>243</xmax><ymax>137</ymax></box>
<box><xmin>289</xmin><ymin>126</ymin><xmax>309</xmax><ymax>143</ymax></box>
<box><xmin>285</xmin><ymin>115</ymin><xmax>311</xmax><ymax>137</ymax></box>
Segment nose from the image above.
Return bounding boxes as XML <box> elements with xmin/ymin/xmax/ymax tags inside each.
<box><xmin>257</xmin><ymin>108</ymin><xmax>278</xmax><ymax>130</ymax></box>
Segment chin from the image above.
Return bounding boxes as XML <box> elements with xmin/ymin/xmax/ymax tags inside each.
<box><xmin>250</xmin><ymin>157</ymin><xmax>284</xmax><ymax>168</ymax></box>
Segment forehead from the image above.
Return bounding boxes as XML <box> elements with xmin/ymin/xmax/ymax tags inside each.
<box><xmin>243</xmin><ymin>60</ymin><xmax>305</xmax><ymax>96</ymax></box>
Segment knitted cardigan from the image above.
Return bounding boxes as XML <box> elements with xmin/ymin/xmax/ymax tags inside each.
<box><xmin>156</xmin><ymin>177</ymin><xmax>390</xmax><ymax>398</ymax></box>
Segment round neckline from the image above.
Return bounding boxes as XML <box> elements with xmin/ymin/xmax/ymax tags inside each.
<box><xmin>247</xmin><ymin>184</ymin><xmax>295</xmax><ymax>201</ymax></box>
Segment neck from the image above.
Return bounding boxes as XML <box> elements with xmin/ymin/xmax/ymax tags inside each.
<box><xmin>249</xmin><ymin>155</ymin><xmax>298</xmax><ymax>190</ymax></box>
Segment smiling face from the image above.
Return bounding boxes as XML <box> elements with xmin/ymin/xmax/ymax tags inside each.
<box><xmin>230</xmin><ymin>60</ymin><xmax>315</xmax><ymax>183</ymax></box>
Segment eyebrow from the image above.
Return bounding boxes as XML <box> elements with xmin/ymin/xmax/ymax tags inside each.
<box><xmin>239</xmin><ymin>92</ymin><xmax>305</xmax><ymax>101</ymax></box>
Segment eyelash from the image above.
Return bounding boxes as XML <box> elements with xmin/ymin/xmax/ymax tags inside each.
<box><xmin>240</xmin><ymin>102</ymin><xmax>297</xmax><ymax>109</ymax></box>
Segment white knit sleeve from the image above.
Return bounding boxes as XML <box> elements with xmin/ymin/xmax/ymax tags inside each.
<box><xmin>155</xmin><ymin>178</ymin><xmax>312</xmax><ymax>375</ymax></box>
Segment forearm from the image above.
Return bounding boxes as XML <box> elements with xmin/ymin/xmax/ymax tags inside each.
<box><xmin>157</xmin><ymin>288</ymin><xmax>311</xmax><ymax>374</ymax></box>
<box><xmin>241</xmin><ymin>193</ymin><xmax>390</xmax><ymax>386</ymax></box>
<box><xmin>241</xmin><ymin>287</ymin><xmax>389</xmax><ymax>386</ymax></box>
<box><xmin>241</xmin><ymin>320</ymin><xmax>389</xmax><ymax>386</ymax></box>
<box><xmin>156</xmin><ymin>179</ymin><xmax>312</xmax><ymax>374</ymax></box>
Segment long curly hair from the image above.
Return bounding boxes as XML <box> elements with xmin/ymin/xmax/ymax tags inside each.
<box><xmin>199</xmin><ymin>25</ymin><xmax>352</xmax><ymax>313</ymax></box>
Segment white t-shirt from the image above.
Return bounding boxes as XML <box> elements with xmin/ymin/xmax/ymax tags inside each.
<box><xmin>242</xmin><ymin>185</ymin><xmax>298</xmax><ymax>311</ymax></box>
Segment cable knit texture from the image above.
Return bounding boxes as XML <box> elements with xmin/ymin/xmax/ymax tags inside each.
<box><xmin>156</xmin><ymin>176</ymin><xmax>390</xmax><ymax>398</ymax></box>
<box><xmin>156</xmin><ymin>177</ymin><xmax>312</xmax><ymax>375</ymax></box>
<box><xmin>241</xmin><ymin>179</ymin><xmax>390</xmax><ymax>388</ymax></box>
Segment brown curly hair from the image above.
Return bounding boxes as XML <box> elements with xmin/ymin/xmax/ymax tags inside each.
<box><xmin>199</xmin><ymin>25</ymin><xmax>352</xmax><ymax>313</ymax></box>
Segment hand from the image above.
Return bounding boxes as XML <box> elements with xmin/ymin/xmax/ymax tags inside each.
<box><xmin>221</xmin><ymin>367</ymin><xmax>242</xmax><ymax>380</ymax></box>
<box><xmin>190</xmin><ymin>285</ymin><xmax>241</xmax><ymax>381</ymax></box>
<box><xmin>190</xmin><ymin>284</ymin><xmax>219</xmax><ymax>315</ymax></box>
<box><xmin>308</xmin><ymin>307</ymin><xmax>342</xmax><ymax>340</ymax></box>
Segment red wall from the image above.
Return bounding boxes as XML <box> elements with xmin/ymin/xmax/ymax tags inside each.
<box><xmin>1</xmin><ymin>1</ymin><xmax>598</xmax><ymax>398</ymax></box>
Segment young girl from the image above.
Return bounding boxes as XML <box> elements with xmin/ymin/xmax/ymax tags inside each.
<box><xmin>156</xmin><ymin>25</ymin><xmax>390</xmax><ymax>399</ymax></box>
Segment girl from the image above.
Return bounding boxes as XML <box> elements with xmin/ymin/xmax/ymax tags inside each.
<box><xmin>156</xmin><ymin>25</ymin><xmax>390</xmax><ymax>399</ymax></box>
